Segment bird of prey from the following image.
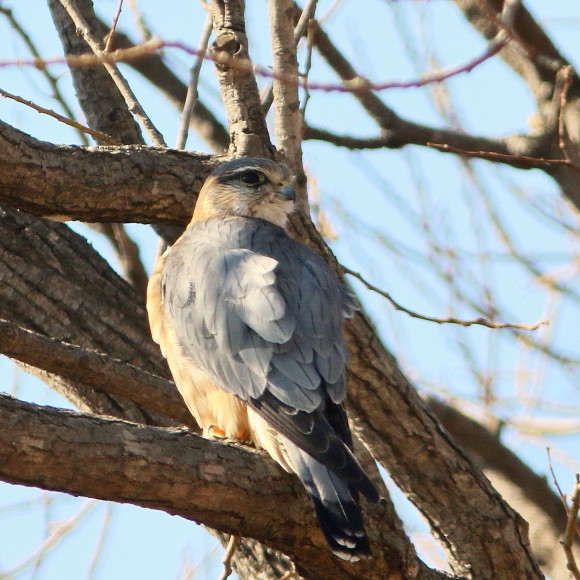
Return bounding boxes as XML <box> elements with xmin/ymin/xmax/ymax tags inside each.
<box><xmin>147</xmin><ymin>157</ymin><xmax>379</xmax><ymax>560</ymax></box>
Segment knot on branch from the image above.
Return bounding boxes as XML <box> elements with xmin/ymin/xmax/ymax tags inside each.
<box><xmin>210</xmin><ymin>32</ymin><xmax>245</xmax><ymax>72</ymax></box>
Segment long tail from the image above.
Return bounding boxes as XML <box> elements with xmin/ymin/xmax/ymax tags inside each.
<box><xmin>285</xmin><ymin>443</ymin><xmax>374</xmax><ymax>561</ymax></box>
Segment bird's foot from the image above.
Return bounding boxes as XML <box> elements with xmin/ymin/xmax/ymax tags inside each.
<box><xmin>205</xmin><ymin>424</ymin><xmax>228</xmax><ymax>439</ymax></box>
<box><xmin>204</xmin><ymin>425</ymin><xmax>253</xmax><ymax>446</ymax></box>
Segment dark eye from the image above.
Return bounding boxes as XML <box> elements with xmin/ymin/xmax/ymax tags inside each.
<box><xmin>239</xmin><ymin>170</ymin><xmax>264</xmax><ymax>186</ymax></box>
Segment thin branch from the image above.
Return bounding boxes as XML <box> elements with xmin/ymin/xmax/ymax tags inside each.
<box><xmin>87</xmin><ymin>504</ymin><xmax>115</xmax><ymax>580</ymax></box>
<box><xmin>175</xmin><ymin>14</ymin><xmax>213</xmax><ymax>150</ymax></box>
<box><xmin>1</xmin><ymin>500</ymin><xmax>96</xmax><ymax>577</ymax></box>
<box><xmin>261</xmin><ymin>0</ymin><xmax>318</xmax><ymax>112</ymax></box>
<box><xmin>0</xmin><ymin>87</ymin><xmax>120</xmax><ymax>145</ymax></box>
<box><xmin>103</xmin><ymin>0</ymin><xmax>125</xmax><ymax>52</ymax></box>
<box><xmin>268</xmin><ymin>0</ymin><xmax>306</xmax><ymax>182</ymax></box>
<box><xmin>557</xmin><ymin>65</ymin><xmax>575</xmax><ymax>164</ymax></box>
<box><xmin>563</xmin><ymin>477</ymin><xmax>580</xmax><ymax>580</ymax></box>
<box><xmin>427</xmin><ymin>141</ymin><xmax>580</xmax><ymax>172</ymax></box>
<box><xmin>0</xmin><ymin>5</ymin><xmax>90</xmax><ymax>145</ymax></box>
<box><xmin>0</xmin><ymin>32</ymin><xmax>520</xmax><ymax>95</ymax></box>
<box><xmin>166</xmin><ymin>37</ymin><xmax>508</xmax><ymax>94</ymax></box>
<box><xmin>343</xmin><ymin>266</ymin><xmax>548</xmax><ymax>331</ymax></box>
<box><xmin>91</xmin><ymin>14</ymin><xmax>229</xmax><ymax>153</ymax></box>
<box><xmin>547</xmin><ymin>448</ymin><xmax>569</xmax><ymax>507</ymax></box>
<box><xmin>217</xmin><ymin>535</ymin><xmax>240</xmax><ymax>580</ymax></box>
<box><xmin>90</xmin><ymin>223</ymin><xmax>149</xmax><ymax>301</ymax></box>
<box><xmin>58</xmin><ymin>0</ymin><xmax>166</xmax><ymax>146</ymax></box>
<box><xmin>299</xmin><ymin>19</ymin><xmax>316</xmax><ymax>120</ymax></box>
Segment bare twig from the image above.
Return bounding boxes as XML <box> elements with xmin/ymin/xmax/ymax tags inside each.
<box><xmin>0</xmin><ymin>87</ymin><xmax>119</xmax><ymax>145</ymax></box>
<box><xmin>87</xmin><ymin>504</ymin><xmax>115</xmax><ymax>580</ymax></box>
<box><xmin>299</xmin><ymin>19</ymin><xmax>316</xmax><ymax>120</ymax></box>
<box><xmin>175</xmin><ymin>13</ymin><xmax>213</xmax><ymax>150</ymax></box>
<box><xmin>104</xmin><ymin>0</ymin><xmax>125</xmax><ymax>52</ymax></box>
<box><xmin>547</xmin><ymin>448</ymin><xmax>569</xmax><ymax>506</ymax></box>
<box><xmin>0</xmin><ymin>31</ymin><xmax>520</xmax><ymax>95</ymax></box>
<box><xmin>0</xmin><ymin>5</ymin><xmax>90</xmax><ymax>145</ymax></box>
<box><xmin>427</xmin><ymin>141</ymin><xmax>579</xmax><ymax>172</ymax></box>
<box><xmin>562</xmin><ymin>477</ymin><xmax>580</xmax><ymax>579</ymax></box>
<box><xmin>217</xmin><ymin>535</ymin><xmax>240</xmax><ymax>580</ymax></box>
<box><xmin>343</xmin><ymin>266</ymin><xmax>548</xmax><ymax>331</ymax></box>
<box><xmin>58</xmin><ymin>0</ymin><xmax>166</xmax><ymax>146</ymax></box>
<box><xmin>557</xmin><ymin>65</ymin><xmax>574</xmax><ymax>164</ymax></box>
<box><xmin>261</xmin><ymin>0</ymin><xmax>318</xmax><ymax>111</ymax></box>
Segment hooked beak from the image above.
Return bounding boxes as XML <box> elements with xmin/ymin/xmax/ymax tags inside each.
<box><xmin>275</xmin><ymin>185</ymin><xmax>296</xmax><ymax>202</ymax></box>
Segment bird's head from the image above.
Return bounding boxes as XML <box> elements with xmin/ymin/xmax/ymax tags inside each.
<box><xmin>192</xmin><ymin>157</ymin><xmax>296</xmax><ymax>229</ymax></box>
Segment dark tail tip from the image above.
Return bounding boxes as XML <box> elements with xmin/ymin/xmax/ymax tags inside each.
<box><xmin>311</xmin><ymin>496</ymin><xmax>373</xmax><ymax>562</ymax></box>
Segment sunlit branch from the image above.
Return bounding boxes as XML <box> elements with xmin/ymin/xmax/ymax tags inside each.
<box><xmin>58</xmin><ymin>0</ymin><xmax>166</xmax><ymax>146</ymax></box>
<box><xmin>103</xmin><ymin>0</ymin><xmax>125</xmax><ymax>52</ymax></box>
<box><xmin>218</xmin><ymin>535</ymin><xmax>240</xmax><ymax>580</ymax></box>
<box><xmin>175</xmin><ymin>13</ymin><xmax>213</xmax><ymax>150</ymax></box>
<box><xmin>0</xmin><ymin>33</ymin><xmax>525</xmax><ymax>95</ymax></box>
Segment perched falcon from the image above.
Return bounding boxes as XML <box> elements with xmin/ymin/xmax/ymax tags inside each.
<box><xmin>147</xmin><ymin>157</ymin><xmax>379</xmax><ymax>560</ymax></box>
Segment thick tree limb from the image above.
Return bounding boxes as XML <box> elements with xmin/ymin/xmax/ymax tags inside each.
<box><xmin>0</xmin><ymin>120</ymin><xmax>215</xmax><ymax>225</ymax></box>
<box><xmin>207</xmin><ymin>0</ymin><xmax>273</xmax><ymax>157</ymax></box>
<box><xmin>427</xmin><ymin>398</ymin><xmax>579</xmax><ymax>578</ymax></box>
<box><xmin>0</xmin><ymin>319</ymin><xmax>192</xmax><ymax>428</ymax></box>
<box><xmin>0</xmin><ymin>204</ymin><xmax>168</xmax><ymax>422</ymax></box>
<box><xmin>0</xmin><ymin>395</ymin><xmax>447</xmax><ymax>580</ymax></box>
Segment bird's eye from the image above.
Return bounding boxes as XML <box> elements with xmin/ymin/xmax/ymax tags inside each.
<box><xmin>239</xmin><ymin>170</ymin><xmax>264</xmax><ymax>186</ymax></box>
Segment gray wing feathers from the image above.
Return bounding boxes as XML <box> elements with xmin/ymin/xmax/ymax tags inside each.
<box><xmin>223</xmin><ymin>250</ymin><xmax>295</xmax><ymax>343</ymax></box>
<box><xmin>162</xmin><ymin>218</ymin><xmax>352</xmax><ymax>410</ymax></box>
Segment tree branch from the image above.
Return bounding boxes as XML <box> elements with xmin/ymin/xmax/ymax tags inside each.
<box><xmin>48</xmin><ymin>0</ymin><xmax>144</xmax><ymax>145</ymax></box>
<box><xmin>427</xmin><ymin>398</ymin><xmax>579</xmax><ymax>578</ymax></box>
<box><xmin>0</xmin><ymin>120</ymin><xmax>216</xmax><ymax>224</ymax></box>
<box><xmin>0</xmin><ymin>395</ymin><xmax>447</xmax><ymax>580</ymax></box>
<box><xmin>207</xmin><ymin>0</ymin><xmax>273</xmax><ymax>157</ymax></box>
<box><xmin>0</xmin><ymin>319</ymin><xmax>192</xmax><ymax>428</ymax></box>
